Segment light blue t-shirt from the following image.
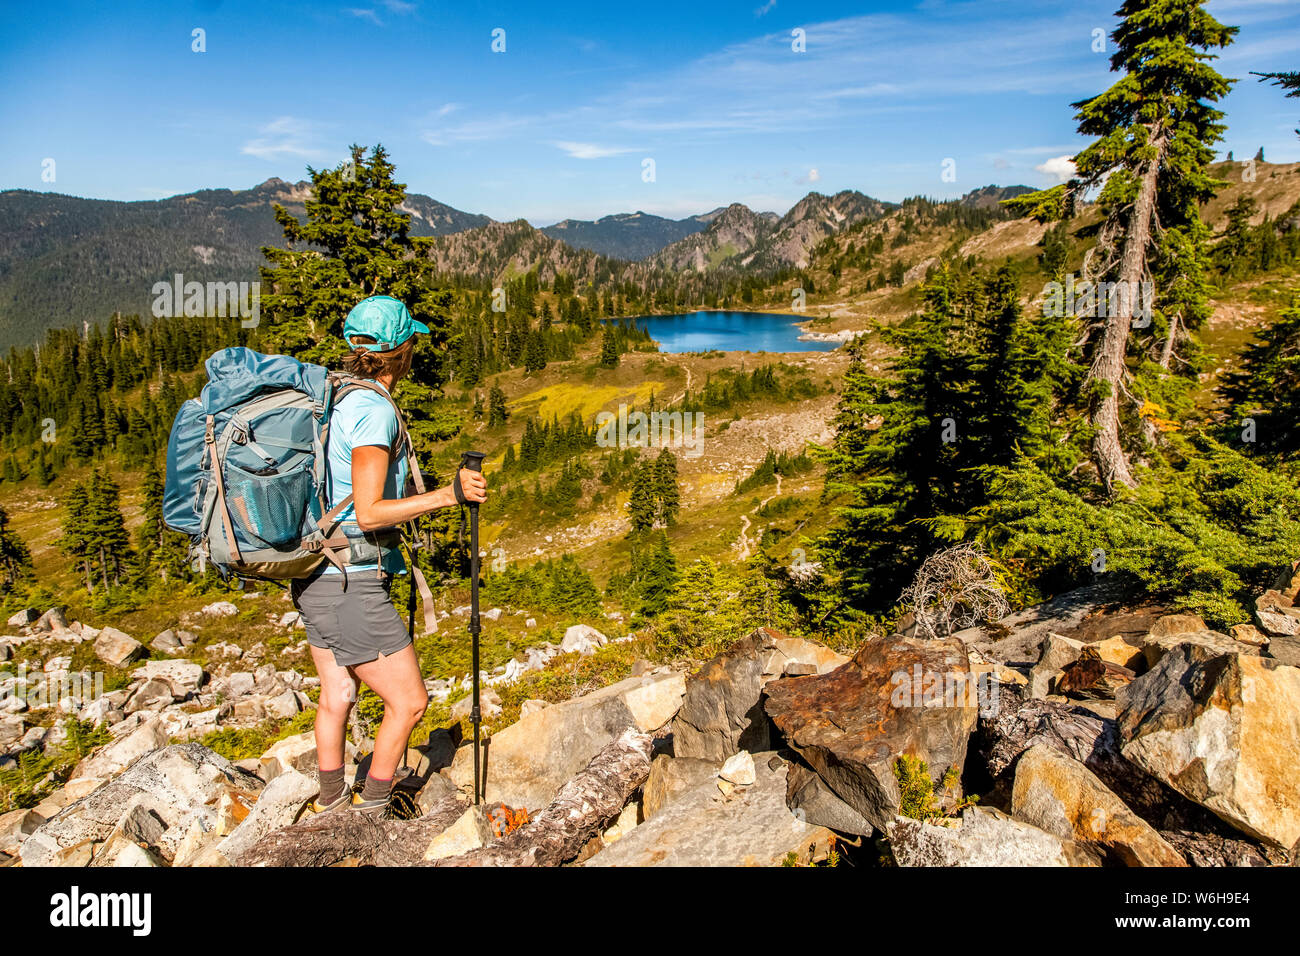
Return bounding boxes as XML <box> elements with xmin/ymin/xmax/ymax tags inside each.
<box><xmin>323</xmin><ymin>380</ymin><xmax>408</xmax><ymax>575</ymax></box>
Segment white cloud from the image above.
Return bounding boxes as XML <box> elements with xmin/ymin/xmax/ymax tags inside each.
<box><xmin>553</xmin><ymin>141</ymin><xmax>638</xmax><ymax>160</ymax></box>
<box><xmin>241</xmin><ymin>117</ymin><xmax>335</xmax><ymax>161</ymax></box>
<box><xmin>421</xmin><ymin>113</ymin><xmax>540</xmax><ymax>146</ymax></box>
<box><xmin>342</xmin><ymin>8</ymin><xmax>383</xmax><ymax>25</ymax></box>
<box><xmin>1036</xmin><ymin>155</ymin><xmax>1077</xmax><ymax>181</ymax></box>
<box><xmin>342</xmin><ymin>2</ymin><xmax>415</xmax><ymax>26</ymax></box>
<box><xmin>811</xmin><ymin>83</ymin><xmax>901</xmax><ymax>100</ymax></box>
<box><xmin>755</xmin><ymin>0</ymin><xmax>777</xmax><ymax>16</ymax></box>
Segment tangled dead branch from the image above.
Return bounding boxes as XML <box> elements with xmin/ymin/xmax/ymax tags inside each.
<box><xmin>900</xmin><ymin>542</ymin><xmax>1010</xmax><ymax>638</ymax></box>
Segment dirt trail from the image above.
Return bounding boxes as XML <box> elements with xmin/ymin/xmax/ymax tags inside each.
<box><xmin>735</xmin><ymin>473</ymin><xmax>781</xmax><ymax>559</ymax></box>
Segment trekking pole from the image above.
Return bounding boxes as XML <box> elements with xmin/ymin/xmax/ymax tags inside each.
<box><xmin>458</xmin><ymin>450</ymin><xmax>487</xmax><ymax>804</ymax></box>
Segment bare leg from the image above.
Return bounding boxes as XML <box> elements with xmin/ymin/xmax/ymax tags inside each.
<box><xmin>311</xmin><ymin>644</ymin><xmax>358</xmax><ymax>772</ymax></box>
<box><xmin>352</xmin><ymin>643</ymin><xmax>428</xmax><ymax>781</ymax></box>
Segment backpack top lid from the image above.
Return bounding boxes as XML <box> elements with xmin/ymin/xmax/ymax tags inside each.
<box><xmin>201</xmin><ymin>347</ymin><xmax>331</xmax><ymax>414</ymax></box>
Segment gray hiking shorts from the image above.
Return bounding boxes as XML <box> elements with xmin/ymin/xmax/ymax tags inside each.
<box><xmin>290</xmin><ymin>570</ymin><xmax>410</xmax><ymax>667</ymax></box>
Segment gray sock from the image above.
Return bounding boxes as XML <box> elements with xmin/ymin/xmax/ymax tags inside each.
<box><xmin>361</xmin><ymin>773</ymin><xmax>392</xmax><ymax>803</ymax></box>
<box><xmin>318</xmin><ymin>766</ymin><xmax>346</xmax><ymax>806</ymax></box>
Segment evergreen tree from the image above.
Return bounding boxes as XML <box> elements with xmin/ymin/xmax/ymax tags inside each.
<box><xmin>1039</xmin><ymin>221</ymin><xmax>1070</xmax><ymax>279</ymax></box>
<box><xmin>619</xmin><ymin>530</ymin><xmax>679</xmax><ymax>619</ymax></box>
<box><xmin>821</xmin><ymin>266</ymin><xmax>1071</xmax><ymax>608</ymax></box>
<box><xmin>134</xmin><ymin>461</ymin><xmax>189</xmax><ymax>585</ymax></box>
<box><xmin>32</xmin><ymin>446</ymin><xmax>53</xmax><ymax>487</ymax></box>
<box><xmin>1216</xmin><ymin>196</ymin><xmax>1259</xmax><ymax>274</ymax></box>
<box><xmin>1000</xmin><ymin>0</ymin><xmax>1236</xmax><ymax>492</ymax></box>
<box><xmin>259</xmin><ymin>143</ymin><xmax>454</xmax><ymax>390</ymax></box>
<box><xmin>599</xmin><ymin>324</ymin><xmax>619</xmax><ymax>368</ymax></box>
<box><xmin>488</xmin><ymin>386</ymin><xmax>508</xmax><ymax>427</ymax></box>
<box><xmin>85</xmin><ymin>469</ymin><xmax>131</xmax><ymax>591</ymax></box>
<box><xmin>0</xmin><ymin>505</ymin><xmax>32</xmax><ymax>595</ymax></box>
<box><xmin>628</xmin><ymin>458</ymin><xmax>657</xmax><ymax>533</ymax></box>
<box><xmin>524</xmin><ymin>327</ymin><xmax>548</xmax><ymax>373</ymax></box>
<box><xmin>59</xmin><ymin>482</ymin><xmax>95</xmax><ymax>594</ymax></box>
<box><xmin>1</xmin><ymin>454</ymin><xmax>22</xmax><ymax>484</ymax></box>
<box><xmin>653</xmin><ymin>449</ymin><xmax>680</xmax><ymax>525</ymax></box>
<box><xmin>1220</xmin><ymin>297</ymin><xmax>1300</xmax><ymax>457</ymax></box>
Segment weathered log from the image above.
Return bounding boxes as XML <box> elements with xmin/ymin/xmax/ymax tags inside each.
<box><xmin>238</xmin><ymin>728</ymin><xmax>652</xmax><ymax>867</ymax></box>
<box><xmin>237</xmin><ymin>792</ymin><xmax>469</xmax><ymax>867</ymax></box>
<box><xmin>433</xmin><ymin>728</ymin><xmax>654</xmax><ymax>867</ymax></box>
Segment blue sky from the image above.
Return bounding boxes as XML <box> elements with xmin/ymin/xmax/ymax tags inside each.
<box><xmin>2</xmin><ymin>0</ymin><xmax>1298</xmax><ymax>224</ymax></box>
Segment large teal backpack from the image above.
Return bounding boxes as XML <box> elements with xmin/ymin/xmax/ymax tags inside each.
<box><xmin>163</xmin><ymin>347</ymin><xmax>437</xmax><ymax>632</ymax></box>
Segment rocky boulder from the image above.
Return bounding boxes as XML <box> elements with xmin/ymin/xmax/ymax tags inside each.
<box><xmin>21</xmin><ymin>743</ymin><xmax>263</xmax><ymax>866</ymax></box>
<box><xmin>447</xmin><ymin>668</ymin><xmax>685</xmax><ymax>810</ymax></box>
<box><xmin>1118</xmin><ymin>645</ymin><xmax>1300</xmax><ymax>852</ymax></box>
<box><xmin>764</xmin><ymin>634</ymin><xmax>980</xmax><ymax>833</ymax></box>
<box><xmin>785</xmin><ymin>760</ymin><xmax>874</xmax><ymax>836</ymax></box>
<box><xmin>7</xmin><ymin>608</ymin><xmax>38</xmax><ymax>628</ymax></box>
<box><xmin>584</xmin><ymin>753</ymin><xmax>833</xmax><ymax>867</ymax></box>
<box><xmin>68</xmin><ymin>715</ymin><xmax>169</xmax><ymax>781</ymax></box>
<box><xmin>561</xmin><ymin>624</ymin><xmax>608</xmax><ymax>656</ymax></box>
<box><xmin>641</xmin><ymin>754</ymin><xmax>721</xmax><ymax>820</ymax></box>
<box><xmin>258</xmin><ymin>732</ymin><xmax>325</xmax><ymax>781</ymax></box>
<box><xmin>1011</xmin><ymin>744</ymin><xmax>1186</xmax><ymax>866</ymax></box>
<box><xmin>888</xmin><ymin>806</ymin><xmax>1099</xmax><ymax>867</ymax></box>
<box><xmin>1266</xmin><ymin>634</ymin><xmax>1300</xmax><ymax>667</ymax></box>
<box><xmin>671</xmin><ymin>627</ymin><xmax>848</xmax><ymax>761</ymax></box>
<box><xmin>93</xmin><ymin>627</ymin><xmax>144</xmax><ymax>668</ymax></box>
<box><xmin>1026</xmin><ymin>633</ymin><xmax>1084</xmax><ymax>698</ymax></box>
<box><xmin>1054</xmin><ymin>658</ymin><xmax>1135</xmax><ymax>700</ymax></box>
<box><xmin>1139</xmin><ymin>628</ymin><xmax>1253</xmax><ymax>669</ymax></box>
<box><xmin>138</xmin><ymin>660</ymin><xmax>205</xmax><ymax>698</ymax></box>
<box><xmin>33</xmin><ymin>607</ymin><xmax>69</xmax><ymax>633</ymax></box>
<box><xmin>150</xmin><ymin>629</ymin><xmax>183</xmax><ymax>654</ymax></box>
<box><xmin>217</xmin><ymin>768</ymin><xmax>317</xmax><ymax>864</ymax></box>
<box><xmin>123</xmin><ymin>678</ymin><xmax>174</xmax><ymax>715</ymax></box>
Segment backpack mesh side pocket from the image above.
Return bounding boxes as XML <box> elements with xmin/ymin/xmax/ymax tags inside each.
<box><xmin>225</xmin><ymin>459</ymin><xmax>314</xmax><ymax>549</ymax></box>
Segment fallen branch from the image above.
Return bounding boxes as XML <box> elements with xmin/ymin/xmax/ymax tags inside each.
<box><xmin>433</xmin><ymin>728</ymin><xmax>653</xmax><ymax>867</ymax></box>
<box><xmin>237</xmin><ymin>792</ymin><xmax>470</xmax><ymax>867</ymax></box>
<box><xmin>238</xmin><ymin>728</ymin><xmax>653</xmax><ymax>868</ymax></box>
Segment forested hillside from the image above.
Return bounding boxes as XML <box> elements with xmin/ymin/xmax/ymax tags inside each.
<box><xmin>0</xmin><ymin>178</ymin><xmax>490</xmax><ymax>349</ymax></box>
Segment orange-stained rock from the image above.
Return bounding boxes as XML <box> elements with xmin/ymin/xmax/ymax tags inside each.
<box><xmin>763</xmin><ymin>635</ymin><xmax>979</xmax><ymax>832</ymax></box>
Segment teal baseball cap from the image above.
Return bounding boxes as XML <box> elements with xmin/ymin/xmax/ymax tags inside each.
<box><xmin>342</xmin><ymin>295</ymin><xmax>429</xmax><ymax>351</ymax></box>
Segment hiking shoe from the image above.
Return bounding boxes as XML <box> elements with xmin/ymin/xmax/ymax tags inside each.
<box><xmin>293</xmin><ymin>788</ymin><xmax>354</xmax><ymax>823</ymax></box>
<box><xmin>349</xmin><ymin>793</ymin><xmax>392</xmax><ymax>819</ymax></box>
<box><xmin>345</xmin><ymin>763</ymin><xmax>421</xmax><ymax>819</ymax></box>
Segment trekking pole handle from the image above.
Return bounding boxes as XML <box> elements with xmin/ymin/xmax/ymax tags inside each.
<box><xmin>453</xmin><ymin>451</ymin><xmax>486</xmax><ymax>505</ymax></box>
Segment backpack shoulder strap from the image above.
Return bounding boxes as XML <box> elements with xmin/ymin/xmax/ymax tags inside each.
<box><xmin>330</xmin><ymin>377</ymin><xmax>427</xmax><ymax>495</ymax></box>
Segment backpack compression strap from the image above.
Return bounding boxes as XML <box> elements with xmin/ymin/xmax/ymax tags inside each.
<box><xmin>205</xmin><ymin>415</ymin><xmax>244</xmax><ymax>565</ymax></box>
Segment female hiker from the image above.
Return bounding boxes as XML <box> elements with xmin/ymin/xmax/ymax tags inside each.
<box><xmin>294</xmin><ymin>295</ymin><xmax>488</xmax><ymax>817</ymax></box>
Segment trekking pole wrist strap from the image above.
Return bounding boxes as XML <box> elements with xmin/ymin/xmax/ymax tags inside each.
<box><xmin>453</xmin><ymin>468</ymin><xmax>468</xmax><ymax>506</ymax></box>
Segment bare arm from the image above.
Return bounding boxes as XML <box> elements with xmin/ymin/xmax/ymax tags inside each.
<box><xmin>350</xmin><ymin>445</ymin><xmax>489</xmax><ymax>532</ymax></box>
